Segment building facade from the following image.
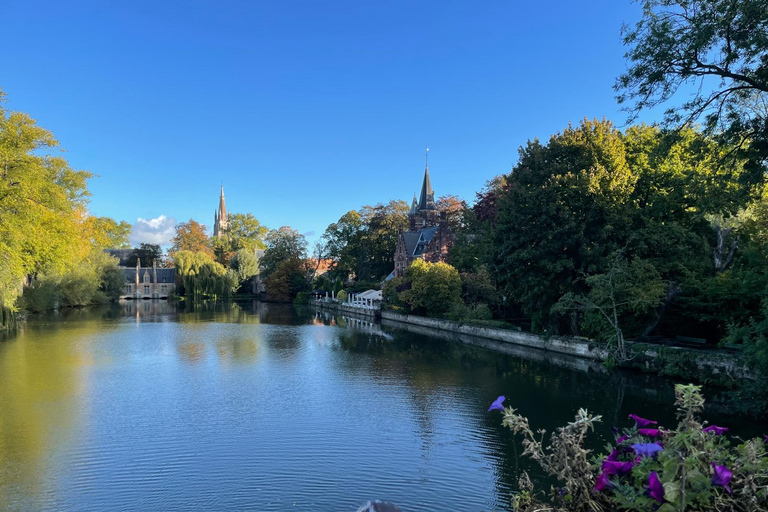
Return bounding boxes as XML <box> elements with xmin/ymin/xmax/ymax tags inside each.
<box><xmin>393</xmin><ymin>164</ymin><xmax>454</xmax><ymax>278</ymax></box>
<box><xmin>119</xmin><ymin>260</ymin><xmax>176</xmax><ymax>300</ymax></box>
<box><xmin>213</xmin><ymin>185</ymin><xmax>229</xmax><ymax>237</ymax></box>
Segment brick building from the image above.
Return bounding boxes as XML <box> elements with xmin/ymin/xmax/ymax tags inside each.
<box><xmin>393</xmin><ymin>164</ymin><xmax>454</xmax><ymax>277</ymax></box>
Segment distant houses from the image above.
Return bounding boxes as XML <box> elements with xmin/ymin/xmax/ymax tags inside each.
<box><xmin>105</xmin><ymin>250</ymin><xmax>176</xmax><ymax>300</ymax></box>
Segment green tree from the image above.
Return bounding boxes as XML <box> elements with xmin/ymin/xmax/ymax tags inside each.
<box><xmin>399</xmin><ymin>259</ymin><xmax>462</xmax><ymax>317</ymax></box>
<box><xmin>493</xmin><ymin>119</ymin><xmax>636</xmax><ymax>330</ymax></box>
<box><xmin>617</xmin><ymin>0</ymin><xmax>768</xmax><ymax>180</ymax></box>
<box><xmin>264</xmin><ymin>258</ymin><xmax>311</xmax><ymax>302</ymax></box>
<box><xmin>212</xmin><ymin>212</ymin><xmax>268</xmax><ymax>265</ymax></box>
<box><xmin>0</xmin><ymin>88</ymin><xmax>92</xmax><ymax>325</ymax></box>
<box><xmin>84</xmin><ymin>216</ymin><xmax>132</xmax><ymax>249</ymax></box>
<box><xmin>228</xmin><ymin>248</ymin><xmax>259</xmax><ymax>292</ymax></box>
<box><xmin>260</xmin><ymin>226</ymin><xmax>308</xmax><ymax>278</ymax></box>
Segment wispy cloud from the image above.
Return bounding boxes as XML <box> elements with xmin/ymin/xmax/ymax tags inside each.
<box><xmin>130</xmin><ymin>215</ymin><xmax>176</xmax><ymax>247</ymax></box>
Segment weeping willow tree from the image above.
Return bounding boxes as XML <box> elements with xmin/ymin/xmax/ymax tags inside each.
<box><xmin>174</xmin><ymin>250</ymin><xmax>236</xmax><ymax>301</ymax></box>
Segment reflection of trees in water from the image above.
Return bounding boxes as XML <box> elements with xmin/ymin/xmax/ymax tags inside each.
<box><xmin>327</xmin><ymin>323</ymin><xmax>698</xmax><ymax>506</ymax></box>
<box><xmin>0</xmin><ymin>324</ymin><xmax>87</xmax><ymax>506</ymax></box>
<box><xmin>217</xmin><ymin>337</ymin><xmax>259</xmax><ymax>364</ymax></box>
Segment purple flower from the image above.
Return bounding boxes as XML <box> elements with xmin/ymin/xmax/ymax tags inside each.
<box><xmin>632</xmin><ymin>442</ymin><xmax>664</xmax><ymax>459</ymax></box>
<box><xmin>606</xmin><ymin>448</ymin><xmax>620</xmax><ymax>461</ymax></box>
<box><xmin>712</xmin><ymin>464</ymin><xmax>733</xmax><ymax>494</ymax></box>
<box><xmin>616</xmin><ymin>435</ymin><xmax>629</xmax><ymax>444</ymax></box>
<box><xmin>629</xmin><ymin>414</ymin><xmax>658</xmax><ymax>428</ymax></box>
<box><xmin>703</xmin><ymin>425</ymin><xmax>729</xmax><ymax>436</ymax></box>
<box><xmin>648</xmin><ymin>472</ymin><xmax>665</xmax><ymax>503</ymax></box>
<box><xmin>602</xmin><ymin>459</ymin><xmax>634</xmax><ymax>476</ymax></box>
<box><xmin>639</xmin><ymin>428</ymin><xmax>661</xmax><ymax>438</ymax></box>
<box><xmin>488</xmin><ymin>396</ymin><xmax>506</xmax><ymax>412</ymax></box>
<box><xmin>764</xmin><ymin>435</ymin><xmax>768</xmax><ymax>444</ymax></box>
<box><xmin>594</xmin><ymin>471</ymin><xmax>616</xmax><ymax>492</ymax></box>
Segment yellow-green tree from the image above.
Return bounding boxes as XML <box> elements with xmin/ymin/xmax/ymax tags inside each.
<box><xmin>0</xmin><ymin>89</ymin><xmax>90</xmax><ymax>324</ymax></box>
<box><xmin>400</xmin><ymin>259</ymin><xmax>462</xmax><ymax>317</ymax></box>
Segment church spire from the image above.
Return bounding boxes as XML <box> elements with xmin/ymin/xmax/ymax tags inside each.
<box><xmin>218</xmin><ymin>185</ymin><xmax>227</xmax><ymax>222</ymax></box>
<box><xmin>418</xmin><ymin>154</ymin><xmax>435</xmax><ymax>211</ymax></box>
<box><xmin>410</xmin><ymin>193</ymin><xmax>418</xmax><ymax>215</ymax></box>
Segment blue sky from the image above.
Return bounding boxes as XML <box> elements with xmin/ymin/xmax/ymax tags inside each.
<box><xmin>2</xmin><ymin>0</ymin><xmax>651</xmax><ymax>247</ymax></box>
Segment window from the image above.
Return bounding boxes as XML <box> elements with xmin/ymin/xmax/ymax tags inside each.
<box><xmin>124</xmin><ymin>285</ymin><xmax>132</xmax><ymax>294</ymax></box>
<box><xmin>161</xmin><ymin>285</ymin><xmax>167</xmax><ymax>293</ymax></box>
<box><xmin>143</xmin><ymin>273</ymin><xmax>149</xmax><ymax>283</ymax></box>
<box><xmin>144</xmin><ymin>285</ymin><xmax>150</xmax><ymax>294</ymax></box>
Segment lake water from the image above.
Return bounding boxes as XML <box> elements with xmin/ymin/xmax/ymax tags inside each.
<box><xmin>0</xmin><ymin>302</ymin><xmax>763</xmax><ymax>511</ymax></box>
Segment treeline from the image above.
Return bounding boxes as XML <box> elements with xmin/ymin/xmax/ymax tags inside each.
<box><xmin>0</xmin><ymin>89</ymin><xmax>133</xmax><ymax>327</ymax></box>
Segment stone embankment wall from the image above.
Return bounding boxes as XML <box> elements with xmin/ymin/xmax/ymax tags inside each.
<box><xmin>380</xmin><ymin>310</ymin><xmax>751</xmax><ymax>381</ymax></box>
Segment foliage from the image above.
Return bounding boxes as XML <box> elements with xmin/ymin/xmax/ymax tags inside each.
<box><xmin>498</xmin><ymin>384</ymin><xmax>768</xmax><ymax>512</ymax></box>
<box><xmin>293</xmin><ymin>291</ymin><xmax>310</xmax><ymax>305</ymax></box>
<box><xmin>124</xmin><ymin>243</ymin><xmax>163</xmax><ymax>267</ymax></box>
<box><xmin>212</xmin><ymin>212</ymin><xmax>268</xmax><ymax>264</ymax></box>
<box><xmin>170</xmin><ymin>220</ymin><xmax>213</xmax><ymax>258</ymax></box>
<box><xmin>260</xmin><ymin>226</ymin><xmax>308</xmax><ymax>278</ymax></box>
<box><xmin>228</xmin><ymin>248</ymin><xmax>259</xmax><ymax>292</ymax></box>
<box><xmin>336</xmin><ymin>289</ymin><xmax>348</xmax><ymax>302</ymax></box>
<box><xmin>84</xmin><ymin>216</ymin><xmax>132</xmax><ymax>249</ymax></box>
<box><xmin>320</xmin><ymin>200</ymin><xmax>408</xmax><ymax>283</ymax></box>
<box><xmin>22</xmin><ymin>250</ymin><xmax>123</xmax><ymax>311</ymax></box>
<box><xmin>399</xmin><ymin>259</ymin><xmax>462</xmax><ymax>317</ymax></box>
<box><xmin>173</xmin><ymin>250</ymin><xmax>233</xmax><ymax>301</ymax></box>
<box><xmin>436</xmin><ymin>194</ymin><xmax>467</xmax><ymax>231</ymax></box>
<box><xmin>446</xmin><ymin>302</ymin><xmax>493</xmax><ymax>322</ymax></box>
<box><xmin>263</xmin><ymin>258</ymin><xmax>311</xmax><ymax>302</ymax></box>
<box><xmin>0</xmin><ymin>88</ymin><xmax>132</xmax><ymax>324</ymax></box>
<box><xmin>555</xmin><ymin>253</ymin><xmax>666</xmax><ymax>359</ymax></box>
<box><xmin>616</xmin><ymin>0</ymin><xmax>768</xmax><ymax>179</ymax></box>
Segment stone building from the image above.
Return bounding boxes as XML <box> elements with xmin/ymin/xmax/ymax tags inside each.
<box><xmin>393</xmin><ymin>164</ymin><xmax>454</xmax><ymax>278</ymax></box>
<box><xmin>213</xmin><ymin>185</ymin><xmax>228</xmax><ymax>237</ymax></box>
<box><xmin>119</xmin><ymin>259</ymin><xmax>176</xmax><ymax>299</ymax></box>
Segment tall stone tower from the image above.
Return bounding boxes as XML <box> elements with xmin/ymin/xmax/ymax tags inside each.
<box><xmin>213</xmin><ymin>185</ymin><xmax>229</xmax><ymax>237</ymax></box>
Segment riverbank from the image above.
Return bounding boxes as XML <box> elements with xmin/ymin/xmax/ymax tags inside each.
<box><xmin>380</xmin><ymin>310</ymin><xmax>752</xmax><ymax>382</ymax></box>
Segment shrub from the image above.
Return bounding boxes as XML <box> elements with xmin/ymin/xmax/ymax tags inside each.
<box><xmin>293</xmin><ymin>291</ymin><xmax>310</xmax><ymax>305</ymax></box>
<box><xmin>336</xmin><ymin>290</ymin><xmax>348</xmax><ymax>302</ymax></box>
<box><xmin>490</xmin><ymin>384</ymin><xmax>768</xmax><ymax>512</ymax></box>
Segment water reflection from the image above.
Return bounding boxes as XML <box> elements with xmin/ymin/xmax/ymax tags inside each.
<box><xmin>0</xmin><ymin>304</ymin><xmax>764</xmax><ymax>512</ymax></box>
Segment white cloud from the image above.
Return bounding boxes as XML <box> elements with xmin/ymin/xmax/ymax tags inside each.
<box><xmin>130</xmin><ymin>215</ymin><xmax>176</xmax><ymax>247</ymax></box>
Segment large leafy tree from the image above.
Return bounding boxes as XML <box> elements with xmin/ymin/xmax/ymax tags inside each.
<box><xmin>170</xmin><ymin>220</ymin><xmax>213</xmax><ymax>257</ymax></box>
<box><xmin>319</xmin><ymin>210</ymin><xmax>364</xmax><ymax>281</ymax></box>
<box><xmin>493</xmin><ymin>119</ymin><xmax>636</xmax><ymax>329</ymax></box>
<box><xmin>616</xmin><ymin>0</ymin><xmax>768</xmax><ymax>179</ymax></box>
<box><xmin>358</xmin><ymin>200</ymin><xmax>409</xmax><ymax>281</ymax></box>
<box><xmin>0</xmin><ymin>89</ymin><xmax>93</xmax><ymax>323</ymax></box>
<box><xmin>260</xmin><ymin>226</ymin><xmax>308</xmax><ymax>278</ymax></box>
<box><xmin>212</xmin><ymin>212</ymin><xmax>268</xmax><ymax>264</ymax></box>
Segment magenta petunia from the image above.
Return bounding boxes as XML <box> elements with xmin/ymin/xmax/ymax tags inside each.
<box><xmin>648</xmin><ymin>471</ymin><xmax>665</xmax><ymax>503</ymax></box>
<box><xmin>638</xmin><ymin>428</ymin><xmax>660</xmax><ymax>437</ymax></box>
<box><xmin>712</xmin><ymin>464</ymin><xmax>733</xmax><ymax>494</ymax></box>
<box><xmin>488</xmin><ymin>396</ymin><xmax>506</xmax><ymax>412</ymax></box>
<box><xmin>629</xmin><ymin>414</ymin><xmax>658</xmax><ymax>428</ymax></box>
<box><xmin>602</xmin><ymin>459</ymin><xmax>634</xmax><ymax>476</ymax></box>
<box><xmin>703</xmin><ymin>425</ymin><xmax>729</xmax><ymax>436</ymax></box>
<box><xmin>616</xmin><ymin>435</ymin><xmax>629</xmax><ymax>444</ymax></box>
<box><xmin>594</xmin><ymin>471</ymin><xmax>616</xmax><ymax>492</ymax></box>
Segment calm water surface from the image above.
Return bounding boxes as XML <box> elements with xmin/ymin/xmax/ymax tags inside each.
<box><xmin>0</xmin><ymin>302</ymin><xmax>764</xmax><ymax>512</ymax></box>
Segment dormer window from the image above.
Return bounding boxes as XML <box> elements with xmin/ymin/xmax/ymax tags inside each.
<box><xmin>143</xmin><ymin>272</ymin><xmax>150</xmax><ymax>283</ymax></box>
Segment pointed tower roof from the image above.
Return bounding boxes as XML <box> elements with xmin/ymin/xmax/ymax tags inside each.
<box><xmin>218</xmin><ymin>185</ymin><xmax>227</xmax><ymax>221</ymax></box>
<box><xmin>418</xmin><ymin>164</ymin><xmax>436</xmax><ymax>211</ymax></box>
<box><xmin>410</xmin><ymin>193</ymin><xmax>418</xmax><ymax>215</ymax></box>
